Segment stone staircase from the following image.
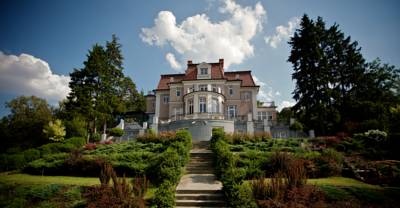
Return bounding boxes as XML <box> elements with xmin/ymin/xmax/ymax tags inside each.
<box><xmin>175</xmin><ymin>141</ymin><xmax>227</xmax><ymax>208</ymax></box>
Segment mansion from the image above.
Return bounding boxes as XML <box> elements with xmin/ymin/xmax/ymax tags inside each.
<box><xmin>145</xmin><ymin>59</ymin><xmax>279</xmax><ymax>140</ymax></box>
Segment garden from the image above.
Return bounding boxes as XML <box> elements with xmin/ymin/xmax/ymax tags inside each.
<box><xmin>211</xmin><ymin>128</ymin><xmax>400</xmax><ymax>208</ymax></box>
<box><xmin>0</xmin><ymin>129</ymin><xmax>192</xmax><ymax>208</ymax></box>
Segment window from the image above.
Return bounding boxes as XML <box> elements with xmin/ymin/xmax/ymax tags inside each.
<box><xmin>211</xmin><ymin>98</ymin><xmax>219</xmax><ymax>113</ymax></box>
<box><xmin>228</xmin><ymin>105</ymin><xmax>236</xmax><ymax>119</ymax></box>
<box><xmin>258</xmin><ymin>112</ymin><xmax>266</xmax><ymax>121</ymax></box>
<box><xmin>212</xmin><ymin>84</ymin><xmax>217</xmax><ymax>92</ymax></box>
<box><xmin>163</xmin><ymin>95</ymin><xmax>169</xmax><ymax>104</ymax></box>
<box><xmin>199</xmin><ymin>97</ymin><xmax>207</xmax><ymax>113</ymax></box>
<box><xmin>200</xmin><ymin>68</ymin><xmax>208</xmax><ymax>75</ymax></box>
<box><xmin>188</xmin><ymin>99</ymin><xmax>194</xmax><ymax>114</ymax></box>
<box><xmin>229</xmin><ymin>86</ymin><xmax>233</xmax><ymax>96</ymax></box>
<box><xmin>176</xmin><ymin>88</ymin><xmax>181</xmax><ymax>97</ymax></box>
<box><xmin>241</xmin><ymin>91</ymin><xmax>251</xmax><ymax>101</ymax></box>
<box><xmin>199</xmin><ymin>84</ymin><xmax>207</xmax><ymax>91</ymax></box>
<box><xmin>257</xmin><ymin>111</ymin><xmax>272</xmax><ymax>121</ymax></box>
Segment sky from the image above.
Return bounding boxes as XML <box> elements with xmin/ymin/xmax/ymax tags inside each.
<box><xmin>0</xmin><ymin>0</ymin><xmax>399</xmax><ymax>116</ymax></box>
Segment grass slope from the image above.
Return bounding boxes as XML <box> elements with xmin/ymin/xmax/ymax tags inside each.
<box><xmin>0</xmin><ymin>173</ymin><xmax>100</xmax><ymax>186</ymax></box>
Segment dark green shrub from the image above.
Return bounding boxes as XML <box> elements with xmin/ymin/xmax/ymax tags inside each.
<box><xmin>23</xmin><ymin>148</ymin><xmax>41</xmax><ymax>161</ymax></box>
<box><xmin>108</xmin><ymin>128</ymin><xmax>124</xmax><ymax>137</ymax></box>
<box><xmin>153</xmin><ymin>181</ymin><xmax>175</xmax><ymax>207</ymax></box>
<box><xmin>290</xmin><ymin>120</ymin><xmax>303</xmax><ymax>131</ymax></box>
<box><xmin>39</xmin><ymin>143</ymin><xmax>75</xmax><ymax>156</ymax></box>
<box><xmin>24</xmin><ymin>153</ymin><xmax>67</xmax><ymax>175</ymax></box>
<box><xmin>28</xmin><ymin>184</ymin><xmax>62</xmax><ymax>200</ymax></box>
<box><xmin>64</xmin><ymin>137</ymin><xmax>86</xmax><ymax>148</ymax></box>
<box><xmin>150</xmin><ymin>148</ymin><xmax>182</xmax><ymax>185</ymax></box>
<box><xmin>229</xmin><ymin>182</ymin><xmax>258</xmax><ymax>208</ymax></box>
<box><xmin>91</xmin><ymin>132</ymin><xmax>101</xmax><ymax>142</ymax></box>
<box><xmin>1</xmin><ymin>153</ymin><xmax>26</xmax><ymax>170</ymax></box>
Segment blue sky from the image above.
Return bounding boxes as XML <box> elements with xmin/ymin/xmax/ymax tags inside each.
<box><xmin>0</xmin><ymin>0</ymin><xmax>399</xmax><ymax>116</ymax></box>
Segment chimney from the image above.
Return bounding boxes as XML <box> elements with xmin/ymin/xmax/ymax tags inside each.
<box><xmin>219</xmin><ymin>58</ymin><xmax>224</xmax><ymax>77</ymax></box>
<box><xmin>187</xmin><ymin>60</ymin><xmax>192</xmax><ymax>65</ymax></box>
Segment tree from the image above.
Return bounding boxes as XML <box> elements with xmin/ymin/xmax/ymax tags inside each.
<box><xmin>289</xmin><ymin>15</ymin><xmax>399</xmax><ymax>135</ymax></box>
<box><xmin>66</xmin><ymin>35</ymin><xmax>144</xmax><ymax>141</ymax></box>
<box><xmin>289</xmin><ymin>15</ymin><xmax>365</xmax><ymax>135</ymax></box>
<box><xmin>2</xmin><ymin>96</ymin><xmax>53</xmax><ymax>150</ymax></box>
<box><xmin>277</xmin><ymin>107</ymin><xmax>293</xmax><ymax>125</ymax></box>
<box><xmin>43</xmin><ymin>119</ymin><xmax>66</xmax><ymax>142</ymax></box>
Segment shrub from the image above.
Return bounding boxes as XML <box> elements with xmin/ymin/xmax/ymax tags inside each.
<box><xmin>39</xmin><ymin>142</ymin><xmax>75</xmax><ymax>156</ymax></box>
<box><xmin>285</xmin><ymin>159</ymin><xmax>307</xmax><ymax>188</ymax></box>
<box><xmin>84</xmin><ymin>163</ymin><xmax>147</xmax><ymax>208</ymax></box>
<box><xmin>108</xmin><ymin>128</ymin><xmax>124</xmax><ymax>137</ymax></box>
<box><xmin>0</xmin><ymin>153</ymin><xmax>26</xmax><ymax>171</ymax></box>
<box><xmin>153</xmin><ymin>181</ymin><xmax>175</xmax><ymax>208</ymax></box>
<box><xmin>229</xmin><ymin>182</ymin><xmax>258</xmax><ymax>208</ymax></box>
<box><xmin>290</xmin><ymin>120</ymin><xmax>303</xmax><ymax>132</ymax></box>
<box><xmin>28</xmin><ymin>184</ymin><xmax>62</xmax><ymax>200</ymax></box>
<box><xmin>23</xmin><ymin>148</ymin><xmax>41</xmax><ymax>161</ymax></box>
<box><xmin>252</xmin><ymin>174</ymin><xmax>286</xmax><ymax>201</ymax></box>
<box><xmin>24</xmin><ymin>153</ymin><xmax>67</xmax><ymax>175</ymax></box>
<box><xmin>267</xmin><ymin>152</ymin><xmax>293</xmax><ymax>175</ymax></box>
<box><xmin>91</xmin><ymin>132</ymin><xmax>101</xmax><ymax>142</ymax></box>
<box><xmin>315</xmin><ymin>148</ymin><xmax>344</xmax><ymax>177</ymax></box>
<box><xmin>64</xmin><ymin>137</ymin><xmax>86</xmax><ymax>148</ymax></box>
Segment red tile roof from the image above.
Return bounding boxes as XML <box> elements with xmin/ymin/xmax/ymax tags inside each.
<box><xmin>155</xmin><ymin>60</ymin><xmax>258</xmax><ymax>90</ymax></box>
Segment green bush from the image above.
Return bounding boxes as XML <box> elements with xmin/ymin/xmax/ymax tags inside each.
<box><xmin>315</xmin><ymin>148</ymin><xmax>344</xmax><ymax>177</ymax></box>
<box><xmin>23</xmin><ymin>148</ymin><xmax>41</xmax><ymax>161</ymax></box>
<box><xmin>24</xmin><ymin>153</ymin><xmax>67</xmax><ymax>175</ymax></box>
<box><xmin>108</xmin><ymin>128</ymin><xmax>124</xmax><ymax>137</ymax></box>
<box><xmin>39</xmin><ymin>143</ymin><xmax>75</xmax><ymax>156</ymax></box>
<box><xmin>28</xmin><ymin>184</ymin><xmax>62</xmax><ymax>200</ymax></box>
<box><xmin>229</xmin><ymin>182</ymin><xmax>258</xmax><ymax>208</ymax></box>
<box><xmin>153</xmin><ymin>181</ymin><xmax>175</xmax><ymax>207</ymax></box>
<box><xmin>64</xmin><ymin>137</ymin><xmax>86</xmax><ymax>148</ymax></box>
<box><xmin>0</xmin><ymin>153</ymin><xmax>26</xmax><ymax>171</ymax></box>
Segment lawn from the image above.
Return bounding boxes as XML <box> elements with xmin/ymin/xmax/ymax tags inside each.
<box><xmin>308</xmin><ymin>177</ymin><xmax>381</xmax><ymax>189</ymax></box>
<box><xmin>0</xmin><ymin>173</ymin><xmax>100</xmax><ymax>186</ymax></box>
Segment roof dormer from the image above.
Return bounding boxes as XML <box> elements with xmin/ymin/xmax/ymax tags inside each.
<box><xmin>196</xmin><ymin>62</ymin><xmax>211</xmax><ymax>79</ymax></box>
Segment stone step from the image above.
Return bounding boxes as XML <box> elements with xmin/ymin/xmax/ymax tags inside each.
<box><xmin>186</xmin><ymin>165</ymin><xmax>213</xmax><ymax>169</ymax></box>
<box><xmin>175</xmin><ymin>193</ymin><xmax>224</xmax><ymax>200</ymax></box>
<box><xmin>176</xmin><ymin>190</ymin><xmax>222</xmax><ymax>194</ymax></box>
<box><xmin>186</xmin><ymin>171</ymin><xmax>214</xmax><ymax>174</ymax></box>
<box><xmin>190</xmin><ymin>153</ymin><xmax>213</xmax><ymax>157</ymax></box>
<box><xmin>175</xmin><ymin>199</ymin><xmax>227</xmax><ymax>207</ymax></box>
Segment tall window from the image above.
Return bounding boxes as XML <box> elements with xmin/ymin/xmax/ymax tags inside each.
<box><xmin>188</xmin><ymin>99</ymin><xmax>194</xmax><ymax>114</ymax></box>
<box><xmin>163</xmin><ymin>95</ymin><xmax>169</xmax><ymax>104</ymax></box>
<box><xmin>199</xmin><ymin>84</ymin><xmax>207</xmax><ymax>91</ymax></box>
<box><xmin>212</xmin><ymin>98</ymin><xmax>219</xmax><ymax>113</ymax></box>
<box><xmin>200</xmin><ymin>68</ymin><xmax>208</xmax><ymax>75</ymax></box>
<box><xmin>228</xmin><ymin>105</ymin><xmax>236</xmax><ymax>119</ymax></box>
<box><xmin>199</xmin><ymin>97</ymin><xmax>207</xmax><ymax>113</ymax></box>
<box><xmin>229</xmin><ymin>86</ymin><xmax>233</xmax><ymax>96</ymax></box>
<box><xmin>176</xmin><ymin>88</ymin><xmax>181</xmax><ymax>97</ymax></box>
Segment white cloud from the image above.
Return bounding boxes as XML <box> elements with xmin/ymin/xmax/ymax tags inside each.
<box><xmin>278</xmin><ymin>100</ymin><xmax>296</xmax><ymax>111</ymax></box>
<box><xmin>264</xmin><ymin>17</ymin><xmax>300</xmax><ymax>48</ymax></box>
<box><xmin>0</xmin><ymin>51</ymin><xmax>70</xmax><ymax>103</ymax></box>
<box><xmin>253</xmin><ymin>75</ymin><xmax>275</xmax><ymax>102</ymax></box>
<box><xmin>140</xmin><ymin>0</ymin><xmax>266</xmax><ymax>69</ymax></box>
<box><xmin>165</xmin><ymin>53</ymin><xmax>182</xmax><ymax>71</ymax></box>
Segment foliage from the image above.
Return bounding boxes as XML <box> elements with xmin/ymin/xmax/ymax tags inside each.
<box><xmin>66</xmin><ymin>35</ymin><xmax>145</xmax><ymax>140</ymax></box>
<box><xmin>108</xmin><ymin>128</ymin><xmax>124</xmax><ymax>137</ymax></box>
<box><xmin>288</xmin><ymin>15</ymin><xmax>400</xmax><ymax>136</ymax></box>
<box><xmin>289</xmin><ymin>120</ymin><xmax>303</xmax><ymax>132</ymax></box>
<box><xmin>84</xmin><ymin>163</ymin><xmax>147</xmax><ymax>208</ymax></box>
<box><xmin>1</xmin><ymin>96</ymin><xmax>53</xmax><ymax>150</ymax></box>
<box><xmin>43</xmin><ymin>119</ymin><xmax>66</xmax><ymax>142</ymax></box>
<box><xmin>64</xmin><ymin>137</ymin><xmax>86</xmax><ymax>147</ymax></box>
<box><xmin>153</xmin><ymin>181</ymin><xmax>175</xmax><ymax>207</ymax></box>
<box><xmin>64</xmin><ymin>116</ymin><xmax>88</xmax><ymax>138</ymax></box>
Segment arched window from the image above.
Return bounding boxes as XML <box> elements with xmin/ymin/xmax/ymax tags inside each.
<box><xmin>199</xmin><ymin>97</ymin><xmax>207</xmax><ymax>113</ymax></box>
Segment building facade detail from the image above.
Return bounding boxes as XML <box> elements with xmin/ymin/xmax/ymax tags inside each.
<box><xmin>145</xmin><ymin>59</ymin><xmax>278</xmax><ymax>141</ymax></box>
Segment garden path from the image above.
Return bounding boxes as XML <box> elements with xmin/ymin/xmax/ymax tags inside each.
<box><xmin>175</xmin><ymin>141</ymin><xmax>227</xmax><ymax>207</ymax></box>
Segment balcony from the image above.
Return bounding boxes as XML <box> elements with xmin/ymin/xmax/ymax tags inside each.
<box><xmin>170</xmin><ymin>112</ymin><xmax>225</xmax><ymax>121</ymax></box>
